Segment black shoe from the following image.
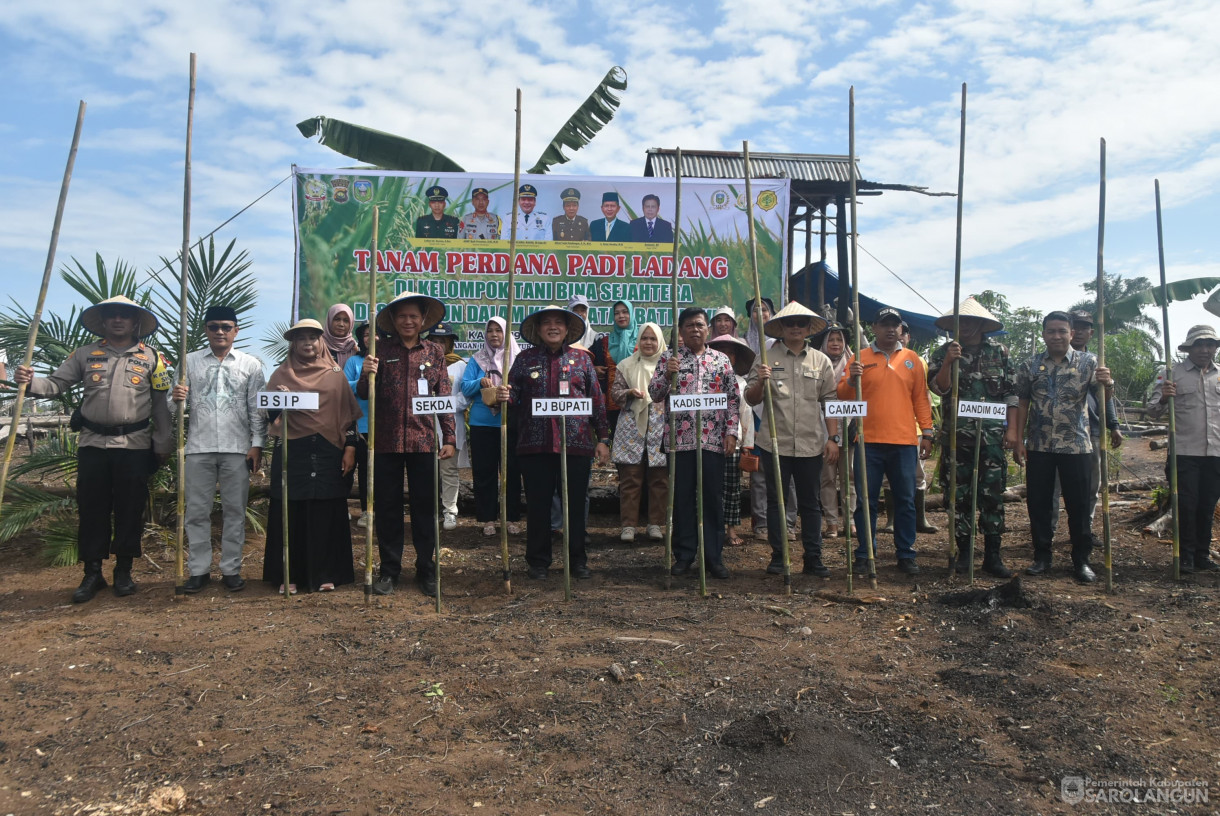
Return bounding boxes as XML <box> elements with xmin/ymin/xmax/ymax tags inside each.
<box><xmin>765</xmin><ymin>558</ymin><xmax>786</xmax><ymax>575</ymax></box>
<box><xmin>220</xmin><ymin>573</ymin><xmax>246</xmax><ymax>591</ymax></box>
<box><xmin>1025</xmin><ymin>560</ymin><xmax>1052</xmax><ymax>576</ymax></box>
<box><xmin>802</xmin><ymin>560</ymin><xmax>830</xmax><ymax>578</ymax></box>
<box><xmin>416</xmin><ymin>571</ymin><xmax>437</xmax><ymax>596</ymax></box>
<box><xmin>897</xmin><ymin>559</ymin><xmax>920</xmax><ymax>576</ymax></box>
<box><xmin>852</xmin><ymin>557</ymin><xmax>870</xmax><ymax>574</ymax></box>
<box><xmin>72</xmin><ymin>571</ymin><xmax>107</xmax><ymax>604</ymax></box>
<box><xmin>183</xmin><ymin>574</ymin><xmax>210</xmax><ymax>594</ymax></box>
<box><xmin>113</xmin><ymin>569</ymin><xmax>137</xmax><ymax>597</ymax></box>
<box><xmin>574</xmin><ymin>564</ymin><xmax>592</xmax><ymax>580</ymax></box>
<box><xmin>982</xmin><ymin>559</ymin><xmax>1012</xmax><ymax>579</ymax></box>
<box><xmin>527</xmin><ymin>565</ymin><xmax>549</xmax><ymax>580</ymax></box>
<box><xmin>1195</xmin><ymin>557</ymin><xmax>1220</xmax><ymax>572</ymax></box>
<box><xmin>1179</xmin><ymin>557</ymin><xmax>1196</xmax><ymax>574</ymax></box>
<box><xmin>1073</xmin><ymin>563</ymin><xmax>1097</xmax><ymax>583</ymax></box>
<box><xmin>670</xmin><ymin>560</ymin><xmax>692</xmax><ymax>576</ymax></box>
<box><xmin>952</xmin><ymin>554</ymin><xmax>969</xmax><ymax>574</ymax></box>
<box><xmin>371</xmin><ymin>575</ymin><xmax>397</xmax><ymax>595</ymax></box>
<box><xmin>708</xmin><ymin>563</ymin><xmax>730</xmax><ymax>580</ymax></box>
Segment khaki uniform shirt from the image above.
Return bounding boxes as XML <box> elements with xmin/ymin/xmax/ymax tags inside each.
<box><xmin>1147</xmin><ymin>360</ymin><xmax>1220</xmax><ymax>457</ymax></box>
<box><xmin>746</xmin><ymin>342</ymin><xmax>837</xmax><ymax>457</ymax></box>
<box><xmin>28</xmin><ymin>339</ymin><xmax>173</xmax><ymax>453</ymax></box>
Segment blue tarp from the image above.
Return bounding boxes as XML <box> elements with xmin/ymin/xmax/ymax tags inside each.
<box><xmin>789</xmin><ymin>262</ymin><xmax>944</xmax><ymax>345</ymax></box>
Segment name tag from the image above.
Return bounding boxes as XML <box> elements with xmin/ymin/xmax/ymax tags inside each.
<box><xmin>257</xmin><ymin>391</ymin><xmax>319</xmax><ymax>410</ymax></box>
<box><xmin>669</xmin><ymin>393</ymin><xmax>728</xmax><ymax>411</ymax></box>
<box><xmin>412</xmin><ymin>395</ymin><xmax>456</xmax><ymax>415</ymax></box>
<box><xmin>825</xmin><ymin>401</ymin><xmax>867</xmax><ymax>417</ymax></box>
<box><xmin>958</xmin><ymin>400</ymin><xmax>1008</xmax><ymax>420</ymax></box>
<box><xmin>417</xmin><ymin>378</ymin><xmax>429</xmax><ymax>396</ymax></box>
<box><xmin>533</xmin><ymin>398</ymin><xmax>592</xmax><ymax>416</ymax></box>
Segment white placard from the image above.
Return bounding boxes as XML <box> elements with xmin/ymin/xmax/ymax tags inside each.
<box><xmin>532</xmin><ymin>398</ymin><xmax>593</xmax><ymax>416</ymax></box>
<box><xmin>412</xmin><ymin>395</ymin><xmax>457</xmax><ymax>415</ymax></box>
<box><xmin>957</xmin><ymin>400</ymin><xmax>1008</xmax><ymax>420</ymax></box>
<box><xmin>257</xmin><ymin>391</ymin><xmax>319</xmax><ymax>410</ymax></box>
<box><xmin>824</xmin><ymin>401</ymin><xmax>867</xmax><ymax>418</ymax></box>
<box><xmin>668</xmin><ymin>392</ymin><xmax>729</xmax><ymax>412</ymax></box>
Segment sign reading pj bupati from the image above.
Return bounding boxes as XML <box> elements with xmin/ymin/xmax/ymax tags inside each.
<box><xmin>292</xmin><ymin>168</ymin><xmax>790</xmax><ymax>350</ymax></box>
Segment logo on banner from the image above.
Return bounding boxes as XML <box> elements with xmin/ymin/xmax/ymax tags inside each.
<box><xmin>757</xmin><ymin>190</ymin><xmax>778</xmax><ymax>211</ymax></box>
<box><xmin>303</xmin><ymin>179</ymin><xmax>328</xmax><ymax>202</ymax></box>
<box><xmin>710</xmin><ymin>190</ymin><xmax>731</xmax><ymax>210</ymax></box>
<box><xmin>330</xmin><ymin>177</ymin><xmax>350</xmax><ymax>204</ymax></box>
<box><xmin>353</xmin><ymin>179</ymin><xmax>373</xmax><ymax>203</ymax></box>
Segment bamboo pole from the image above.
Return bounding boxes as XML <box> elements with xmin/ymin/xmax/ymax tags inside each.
<box><xmin>1154</xmin><ymin>180</ymin><xmax>1181</xmax><ymax>581</ymax></box>
<box><xmin>848</xmin><ymin>88</ymin><xmax>877</xmax><ymax>590</ymax></box>
<box><xmin>842</xmin><ymin>427</ymin><xmax>853</xmax><ymax>595</ymax></box>
<box><xmin>498</xmin><ymin>89</ymin><xmax>523</xmax><ymax>595</ymax></box>
<box><xmin>434</xmin><ymin>419</ymin><xmax>443</xmax><ymax>612</ymax></box>
<box><xmin>743</xmin><ymin>140</ymin><xmax>791</xmax><ymax>595</ymax></box>
<box><xmin>364</xmin><ymin>208</ymin><xmax>379</xmax><ymax>605</ymax></box>
<box><xmin>174</xmin><ymin>53</ymin><xmax>196</xmax><ymax>598</ymax></box>
<box><xmin>560</xmin><ymin>419</ymin><xmax>572</xmax><ymax>602</ymax></box>
<box><xmin>280</xmin><ymin>415</ymin><xmax>291</xmax><ymax>600</ymax></box>
<box><xmin>967</xmin><ymin>419</ymin><xmax>982</xmax><ymax>585</ymax></box>
<box><xmin>1096</xmin><ymin>138</ymin><xmax>1113</xmax><ymax>593</ymax></box>
<box><xmin>695</xmin><ymin>407</ymin><xmax>707</xmax><ymax>597</ymax></box>
<box><xmin>946</xmin><ymin>83</ymin><xmax>967</xmax><ymax>574</ymax></box>
<box><xmin>0</xmin><ymin>100</ymin><xmax>86</xmax><ymax>513</ymax></box>
<box><xmin>663</xmin><ymin>148</ymin><xmax>683</xmax><ymax>589</ymax></box>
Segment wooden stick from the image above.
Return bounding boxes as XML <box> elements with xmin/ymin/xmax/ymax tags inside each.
<box><xmin>281</xmin><ymin>415</ymin><xmax>291</xmax><ymax>600</ymax></box>
<box><xmin>947</xmin><ymin>82</ymin><xmax>967</xmax><ymax>573</ymax></box>
<box><xmin>663</xmin><ymin>148</ymin><xmax>683</xmax><ymax>589</ymax></box>
<box><xmin>364</xmin><ymin>207</ymin><xmax>379</xmax><ymax>605</ymax></box>
<box><xmin>498</xmin><ymin>88</ymin><xmax>523</xmax><ymax>596</ymax></box>
<box><xmin>174</xmin><ymin>53</ymin><xmax>196</xmax><ymax>598</ymax></box>
<box><xmin>743</xmin><ymin>140</ymin><xmax>791</xmax><ymax>596</ymax></box>
<box><xmin>967</xmin><ymin>418</ymin><xmax>982</xmax><ymax>585</ymax></box>
<box><xmin>1154</xmin><ymin>180</ymin><xmax>1181</xmax><ymax>581</ymax></box>
<box><xmin>560</xmin><ymin>419</ymin><xmax>571</xmax><ymax>602</ymax></box>
<box><xmin>1096</xmin><ymin>137</ymin><xmax>1113</xmax><ymax>593</ymax></box>
<box><xmin>0</xmin><ymin>100</ymin><xmax>86</xmax><ymax>513</ymax></box>
<box><xmin>434</xmin><ymin>418</ymin><xmax>442</xmax><ymax>613</ymax></box>
<box><xmin>695</xmin><ymin>407</ymin><xmax>707</xmax><ymax>597</ymax></box>
<box><xmin>848</xmin><ymin>88</ymin><xmax>877</xmax><ymax>590</ymax></box>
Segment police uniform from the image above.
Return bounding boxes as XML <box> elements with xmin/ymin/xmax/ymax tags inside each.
<box><xmin>551</xmin><ymin>187</ymin><xmax>591</xmax><ymax>241</ymax></box>
<box><xmin>505</xmin><ymin>183</ymin><xmax>548</xmax><ymax>241</ymax></box>
<box><xmin>458</xmin><ymin>212</ymin><xmax>502</xmax><ymax>240</ymax></box>
<box><xmin>415</xmin><ymin>185</ymin><xmax>460</xmax><ymax>239</ymax></box>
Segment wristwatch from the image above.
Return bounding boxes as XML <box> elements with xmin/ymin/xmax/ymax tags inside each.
<box><xmin>829</xmin><ymin>434</ymin><xmax>841</xmax><ymax>445</ymax></box>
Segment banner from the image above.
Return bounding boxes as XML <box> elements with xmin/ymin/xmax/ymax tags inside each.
<box><xmin>292</xmin><ymin>168</ymin><xmax>789</xmax><ymax>350</ymax></box>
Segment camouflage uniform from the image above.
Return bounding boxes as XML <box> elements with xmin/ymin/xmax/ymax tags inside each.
<box><xmin>927</xmin><ymin>338</ymin><xmax>1017</xmax><ymax>542</ymax></box>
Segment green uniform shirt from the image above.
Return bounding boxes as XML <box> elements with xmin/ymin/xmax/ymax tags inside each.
<box><xmin>415</xmin><ymin>214</ymin><xmax>460</xmax><ymax>239</ymax></box>
<box><xmin>927</xmin><ymin>337</ymin><xmax>1017</xmax><ymax>447</ymax></box>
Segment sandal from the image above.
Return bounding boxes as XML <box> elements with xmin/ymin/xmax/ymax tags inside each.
<box><xmin>278</xmin><ymin>583</ymin><xmax>298</xmax><ymax>595</ymax></box>
<box><xmin>726</xmin><ymin>533</ymin><xmax>745</xmax><ymax>547</ymax></box>
<box><xmin>319</xmin><ymin>583</ymin><xmax>335</xmax><ymax>592</ymax></box>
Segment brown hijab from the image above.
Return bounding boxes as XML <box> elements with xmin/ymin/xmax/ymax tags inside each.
<box><xmin>267</xmin><ymin>334</ymin><xmax>362</xmax><ymax>450</ymax></box>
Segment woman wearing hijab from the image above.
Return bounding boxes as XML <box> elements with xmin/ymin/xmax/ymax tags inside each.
<box><xmin>264</xmin><ymin>319</ymin><xmax>363</xmax><ymax>593</ymax></box>
<box><xmin>818</xmin><ymin>323</ymin><xmax>855</xmax><ymax>539</ymax></box>
<box><xmin>610</xmin><ymin>322</ymin><xmax>667</xmax><ymax>542</ymax></box>
<box><xmin>343</xmin><ymin>322</ymin><xmax>372</xmax><ymax>527</ymax></box>
<box><xmin>460</xmin><ymin>316</ymin><xmax>524</xmax><ymax>536</ymax></box>
<box><xmin>323</xmin><ymin>304</ymin><xmax>358</xmax><ymax>370</ymax></box>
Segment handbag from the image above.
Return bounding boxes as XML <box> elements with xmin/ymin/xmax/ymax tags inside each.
<box><xmin>738</xmin><ymin>449</ymin><xmax>760</xmax><ymax>473</ymax></box>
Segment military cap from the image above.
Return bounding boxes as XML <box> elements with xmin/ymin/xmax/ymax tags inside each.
<box><xmin>601</xmin><ymin>192</ymin><xmax>620</xmax><ymax>204</ymax></box>
<box><xmin>518</xmin><ymin>184</ymin><xmax>538</xmax><ymax>198</ymax></box>
<box><xmin>426</xmin><ymin>185</ymin><xmax>449</xmax><ymax>201</ymax></box>
<box><xmin>561</xmin><ymin>187</ymin><xmax>581</xmax><ymax>202</ymax></box>
<box><xmin>1069</xmin><ymin>309</ymin><xmax>1094</xmax><ymax>326</ymax></box>
<box><xmin>471</xmin><ymin>187</ymin><xmax>489</xmax><ymax>198</ymax></box>
<box><xmin>428</xmin><ymin>321</ymin><xmax>459</xmax><ymax>339</ymax></box>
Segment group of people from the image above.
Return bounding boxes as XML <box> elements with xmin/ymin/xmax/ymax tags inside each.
<box><xmin>12</xmin><ymin>287</ymin><xmax>1219</xmax><ymax>603</ymax></box>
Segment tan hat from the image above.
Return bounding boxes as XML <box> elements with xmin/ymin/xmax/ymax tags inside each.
<box><xmin>282</xmin><ymin>318</ymin><xmax>324</xmax><ymax>340</ymax></box>
<box><xmin>934</xmin><ymin>296</ymin><xmax>1003</xmax><ymax>334</ymax></box>
<box><xmin>1179</xmin><ymin>324</ymin><xmax>1220</xmax><ymax>351</ymax></box>
<box><xmin>375</xmin><ymin>293</ymin><xmax>446</xmax><ymax>336</ymax></box>
<box><xmin>520</xmin><ymin>305</ymin><xmax>584</xmax><ymax>346</ymax></box>
<box><xmin>764</xmin><ymin>301</ymin><xmax>827</xmax><ymax>339</ymax></box>
<box><xmin>712</xmin><ymin>305</ymin><xmax>737</xmax><ymax>325</ymax></box>
<box><xmin>707</xmin><ymin>333</ymin><xmax>756</xmax><ymax>376</ymax></box>
<box><xmin>79</xmin><ymin>295</ymin><xmax>159</xmax><ymax>338</ymax></box>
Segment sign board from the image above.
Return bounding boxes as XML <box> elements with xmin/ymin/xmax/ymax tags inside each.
<box><xmin>412</xmin><ymin>395</ymin><xmax>457</xmax><ymax>415</ymax></box>
<box><xmin>532</xmin><ymin>398</ymin><xmax>593</xmax><ymax>417</ymax></box>
<box><xmin>257</xmin><ymin>391</ymin><xmax>319</xmax><ymax>410</ymax></box>
<box><xmin>825</xmin><ymin>401</ymin><xmax>867</xmax><ymax>418</ymax></box>
<box><xmin>958</xmin><ymin>400</ymin><xmax>1009</xmax><ymax>420</ymax></box>
<box><xmin>668</xmin><ymin>392</ymin><xmax>728</xmax><ymax>411</ymax></box>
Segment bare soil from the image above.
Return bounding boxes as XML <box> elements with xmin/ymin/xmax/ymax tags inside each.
<box><xmin>1</xmin><ymin>441</ymin><xmax>1218</xmax><ymax>816</ymax></box>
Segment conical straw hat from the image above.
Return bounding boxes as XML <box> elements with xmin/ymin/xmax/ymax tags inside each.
<box><xmin>79</xmin><ymin>295</ymin><xmax>159</xmax><ymax>338</ymax></box>
<box><xmin>934</xmin><ymin>296</ymin><xmax>1003</xmax><ymax>334</ymax></box>
<box><xmin>763</xmin><ymin>301</ymin><xmax>827</xmax><ymax>339</ymax></box>
<box><xmin>520</xmin><ymin>305</ymin><xmax>584</xmax><ymax>346</ymax></box>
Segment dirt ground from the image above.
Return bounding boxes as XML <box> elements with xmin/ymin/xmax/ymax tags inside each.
<box><xmin>1</xmin><ymin>439</ymin><xmax>1217</xmax><ymax>816</ymax></box>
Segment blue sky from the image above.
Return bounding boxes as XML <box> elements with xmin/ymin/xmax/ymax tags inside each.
<box><xmin>2</xmin><ymin>0</ymin><xmax>1218</xmax><ymax>360</ymax></box>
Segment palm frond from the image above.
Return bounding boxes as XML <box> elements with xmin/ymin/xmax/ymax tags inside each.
<box><xmin>41</xmin><ymin>517</ymin><xmax>79</xmax><ymax>566</ymax></box>
<box><xmin>527</xmin><ymin>66</ymin><xmax>628</xmax><ymax>174</ymax></box>
<box><xmin>261</xmin><ymin>321</ymin><xmax>291</xmax><ymax>364</ymax></box>
<box><xmin>297</xmin><ymin>116</ymin><xmax>465</xmax><ymax>173</ymax></box>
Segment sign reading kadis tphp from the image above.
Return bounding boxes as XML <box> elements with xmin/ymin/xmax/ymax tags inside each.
<box><xmin>292</xmin><ymin>168</ymin><xmax>790</xmax><ymax>350</ymax></box>
<box><xmin>669</xmin><ymin>393</ymin><xmax>729</xmax><ymax>411</ymax></box>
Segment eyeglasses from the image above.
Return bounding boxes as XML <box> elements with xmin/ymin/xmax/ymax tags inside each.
<box><xmin>206</xmin><ymin>323</ymin><xmax>236</xmax><ymax>332</ymax></box>
<box><xmin>781</xmin><ymin>319</ymin><xmax>810</xmax><ymax>329</ymax></box>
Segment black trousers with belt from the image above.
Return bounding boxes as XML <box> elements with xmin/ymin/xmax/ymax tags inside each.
<box><xmin>671</xmin><ymin>450</ymin><xmax>726</xmax><ymax>567</ymax></box>
<box><xmin>374</xmin><ymin>452</ymin><xmax>437</xmax><ymax>579</ymax></box>
<box><xmin>76</xmin><ymin>446</ymin><xmax>153</xmax><ymax>562</ymax></box>
<box><xmin>519</xmin><ymin>453</ymin><xmax>591</xmax><ymax>570</ymax></box>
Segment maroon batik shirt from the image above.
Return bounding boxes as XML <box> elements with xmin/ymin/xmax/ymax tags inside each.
<box><xmin>507</xmin><ymin>344</ymin><xmax>609</xmax><ymax>457</ymax></box>
<box><xmin>358</xmin><ymin>336</ymin><xmax>456</xmax><ymax>453</ymax></box>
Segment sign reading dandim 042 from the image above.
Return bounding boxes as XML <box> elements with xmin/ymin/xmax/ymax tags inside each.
<box><xmin>292</xmin><ymin>168</ymin><xmax>790</xmax><ymax>351</ymax></box>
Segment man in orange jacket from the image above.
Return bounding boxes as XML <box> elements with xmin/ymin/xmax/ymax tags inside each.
<box><xmin>839</xmin><ymin>308</ymin><xmax>934</xmax><ymax>574</ymax></box>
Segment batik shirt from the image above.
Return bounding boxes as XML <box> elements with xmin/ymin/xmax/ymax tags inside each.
<box><xmin>358</xmin><ymin>337</ymin><xmax>456</xmax><ymax>453</ymax></box>
<box><xmin>507</xmin><ymin>344</ymin><xmax>609</xmax><ymax>457</ymax></box>
<box><xmin>1015</xmin><ymin>349</ymin><xmax>1099</xmax><ymax>454</ymax></box>
<box><xmin>173</xmin><ymin>347</ymin><xmax>267</xmax><ymax>455</ymax></box>
<box><xmin>927</xmin><ymin>337</ymin><xmax>1016</xmax><ymax>447</ymax></box>
<box><xmin>648</xmin><ymin>346</ymin><xmax>741</xmax><ymax>455</ymax></box>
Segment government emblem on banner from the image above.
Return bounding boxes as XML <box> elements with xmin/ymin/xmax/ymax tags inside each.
<box><xmin>757</xmin><ymin>191</ymin><xmax>778</xmax><ymax>211</ymax></box>
<box><xmin>709</xmin><ymin>190</ymin><xmax>730</xmax><ymax>210</ymax></box>
<box><xmin>353</xmin><ymin>179</ymin><xmax>373</xmax><ymax>203</ymax></box>
<box><xmin>303</xmin><ymin>178</ymin><xmax>328</xmax><ymax>202</ymax></box>
<box><xmin>330</xmin><ymin>177</ymin><xmax>350</xmax><ymax>204</ymax></box>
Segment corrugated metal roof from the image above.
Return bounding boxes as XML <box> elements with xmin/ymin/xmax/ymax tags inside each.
<box><xmin>644</xmin><ymin>148</ymin><xmax>860</xmax><ymax>183</ymax></box>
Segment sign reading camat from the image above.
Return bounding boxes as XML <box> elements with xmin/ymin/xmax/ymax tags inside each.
<box><xmin>824</xmin><ymin>401</ymin><xmax>867</xmax><ymax>417</ymax></box>
<box><xmin>668</xmin><ymin>393</ymin><xmax>728</xmax><ymax>411</ymax></box>
<box><xmin>957</xmin><ymin>400</ymin><xmax>1008</xmax><ymax>420</ymax></box>
<box><xmin>532</xmin><ymin>398</ymin><xmax>592</xmax><ymax>417</ymax></box>
<box><xmin>412</xmin><ymin>395</ymin><xmax>457</xmax><ymax>415</ymax></box>
<box><xmin>257</xmin><ymin>392</ymin><xmax>319</xmax><ymax>410</ymax></box>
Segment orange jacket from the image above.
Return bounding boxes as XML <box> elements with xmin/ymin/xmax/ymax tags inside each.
<box><xmin>836</xmin><ymin>344</ymin><xmax>933</xmax><ymax>446</ymax></box>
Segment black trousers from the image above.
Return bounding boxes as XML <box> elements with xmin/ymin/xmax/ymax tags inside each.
<box><xmin>519</xmin><ymin>453</ymin><xmax>591</xmax><ymax>570</ymax></box>
<box><xmin>469</xmin><ymin>424</ymin><xmax>523</xmax><ymax>522</ymax></box>
<box><xmin>1173</xmin><ymin>455</ymin><xmax>1220</xmax><ymax>562</ymax></box>
<box><xmin>76</xmin><ymin>446</ymin><xmax>152</xmax><ymax>562</ymax></box>
<box><xmin>671</xmin><ymin>450</ymin><xmax>726</xmax><ymax>566</ymax></box>
<box><xmin>353</xmin><ymin>432</ymin><xmax>368</xmax><ymax>506</ymax></box>
<box><xmin>374</xmin><ymin>452</ymin><xmax>437</xmax><ymax>579</ymax></box>
<box><xmin>1026</xmin><ymin>451</ymin><xmax>1093</xmax><ymax>564</ymax></box>
<box><xmin>759</xmin><ymin>450</ymin><xmax>824</xmax><ymax>560</ymax></box>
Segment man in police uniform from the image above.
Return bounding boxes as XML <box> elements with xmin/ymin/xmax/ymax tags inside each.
<box><xmin>458</xmin><ymin>187</ymin><xmax>502</xmax><ymax>240</ymax></box>
<box><xmin>14</xmin><ymin>296</ymin><xmax>173</xmax><ymax>603</ymax></box>
<box><xmin>505</xmin><ymin>183</ymin><xmax>548</xmax><ymax>241</ymax></box>
<box><xmin>551</xmin><ymin>187</ymin><xmax>590</xmax><ymax>241</ymax></box>
<box><xmin>415</xmin><ymin>185</ymin><xmax>460</xmax><ymax>239</ymax></box>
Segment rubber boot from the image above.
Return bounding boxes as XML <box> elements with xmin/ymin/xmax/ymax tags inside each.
<box><xmin>113</xmin><ymin>555</ymin><xmax>137</xmax><ymax>596</ymax></box>
<box><xmin>950</xmin><ymin>536</ymin><xmax>970</xmax><ymax>574</ymax></box>
<box><xmin>915</xmin><ymin>489</ymin><xmax>939</xmax><ymax>534</ymax></box>
<box><xmin>982</xmin><ymin>535</ymin><xmax>1012</xmax><ymax>578</ymax></box>
<box><xmin>72</xmin><ymin>561</ymin><xmax>107</xmax><ymax>604</ymax></box>
<box><xmin>879</xmin><ymin>490</ymin><xmax>895</xmax><ymax>534</ymax></box>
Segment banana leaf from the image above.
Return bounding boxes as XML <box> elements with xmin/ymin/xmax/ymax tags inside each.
<box><xmin>1104</xmin><ymin>276</ymin><xmax>1220</xmax><ymax>324</ymax></box>
<box><xmin>297</xmin><ymin>116</ymin><xmax>464</xmax><ymax>173</ymax></box>
<box><xmin>527</xmin><ymin>66</ymin><xmax>628</xmax><ymax>175</ymax></box>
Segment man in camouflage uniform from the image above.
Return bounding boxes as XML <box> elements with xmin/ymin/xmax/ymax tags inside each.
<box><xmin>458</xmin><ymin>187</ymin><xmax>501</xmax><ymax>240</ymax></box>
<box><xmin>551</xmin><ymin>187</ymin><xmax>591</xmax><ymax>241</ymax></box>
<box><xmin>415</xmin><ymin>185</ymin><xmax>460</xmax><ymax>239</ymax></box>
<box><xmin>927</xmin><ymin>297</ymin><xmax>1017</xmax><ymax>578</ymax></box>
